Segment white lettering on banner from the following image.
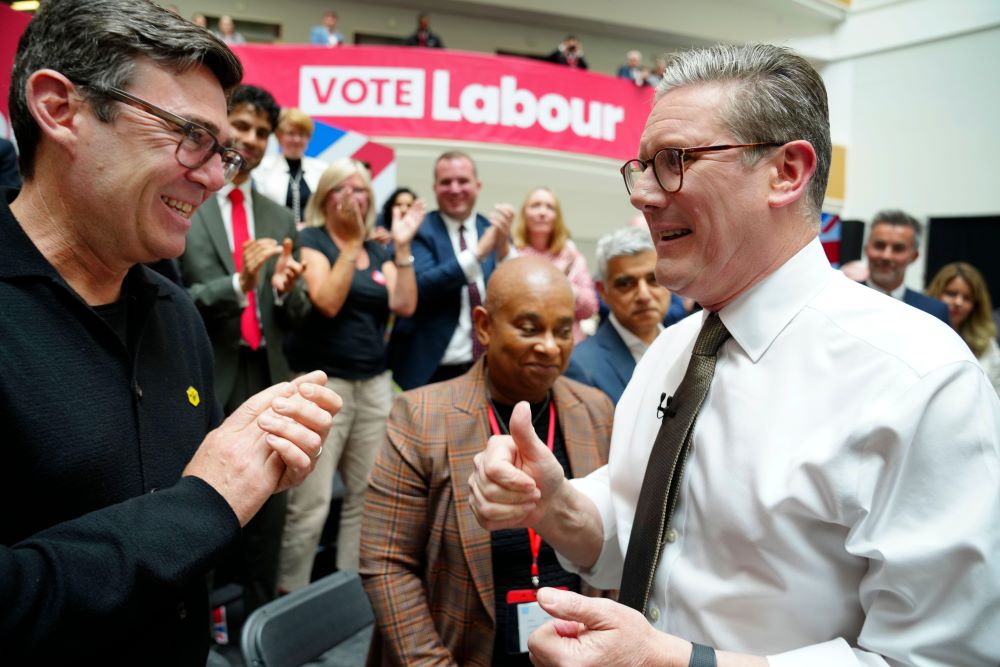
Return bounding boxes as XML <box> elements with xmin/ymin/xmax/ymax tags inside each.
<box><xmin>300</xmin><ymin>66</ymin><xmax>625</xmax><ymax>142</ymax></box>
<box><xmin>431</xmin><ymin>71</ymin><xmax>625</xmax><ymax>142</ymax></box>
<box><xmin>300</xmin><ymin>66</ymin><xmax>425</xmax><ymax>118</ymax></box>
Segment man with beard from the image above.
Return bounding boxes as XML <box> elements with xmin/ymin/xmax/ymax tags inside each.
<box><xmin>180</xmin><ymin>84</ymin><xmax>311</xmax><ymax>616</ymax></box>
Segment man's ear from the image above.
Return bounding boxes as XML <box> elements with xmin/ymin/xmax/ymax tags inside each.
<box><xmin>472</xmin><ymin>305</ymin><xmax>490</xmax><ymax>347</ymax></box>
<box><xmin>24</xmin><ymin>69</ymin><xmax>86</xmax><ymax>153</ymax></box>
<box><xmin>595</xmin><ymin>280</ymin><xmax>608</xmax><ymax>303</ymax></box>
<box><xmin>767</xmin><ymin>139</ymin><xmax>816</xmax><ymax>210</ymax></box>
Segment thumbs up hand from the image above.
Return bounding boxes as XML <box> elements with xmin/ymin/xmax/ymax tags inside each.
<box><xmin>468</xmin><ymin>401</ymin><xmax>567</xmax><ymax>530</ymax></box>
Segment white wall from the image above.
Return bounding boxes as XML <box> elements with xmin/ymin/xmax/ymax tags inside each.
<box><xmin>840</xmin><ymin>25</ymin><xmax>1000</xmax><ymax>287</ymax></box>
<box><xmin>169</xmin><ymin>0</ymin><xmax>1000</xmax><ymax>274</ymax></box>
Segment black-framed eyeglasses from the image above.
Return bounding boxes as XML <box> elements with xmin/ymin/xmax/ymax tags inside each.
<box><xmin>620</xmin><ymin>142</ymin><xmax>782</xmax><ymax>195</ymax></box>
<box><xmin>88</xmin><ymin>85</ymin><xmax>245</xmax><ymax>183</ymax></box>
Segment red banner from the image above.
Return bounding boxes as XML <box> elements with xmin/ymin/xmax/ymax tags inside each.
<box><xmin>236</xmin><ymin>45</ymin><xmax>654</xmax><ymax>161</ymax></box>
<box><xmin>0</xmin><ymin>4</ymin><xmax>33</xmax><ymax>139</ymax></box>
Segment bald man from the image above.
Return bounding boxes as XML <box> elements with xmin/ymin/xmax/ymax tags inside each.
<box><xmin>360</xmin><ymin>257</ymin><xmax>614</xmax><ymax>667</ymax></box>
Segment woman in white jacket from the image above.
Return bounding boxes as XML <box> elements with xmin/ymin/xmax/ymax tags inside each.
<box><xmin>254</xmin><ymin>108</ymin><xmax>328</xmax><ymax>224</ymax></box>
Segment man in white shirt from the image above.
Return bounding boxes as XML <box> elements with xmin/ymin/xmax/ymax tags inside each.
<box><xmin>469</xmin><ymin>43</ymin><xmax>1000</xmax><ymax>667</ymax></box>
<box><xmin>565</xmin><ymin>226</ymin><xmax>671</xmax><ymax>403</ymax></box>
<box><xmin>388</xmin><ymin>151</ymin><xmax>515</xmax><ymax>389</ymax></box>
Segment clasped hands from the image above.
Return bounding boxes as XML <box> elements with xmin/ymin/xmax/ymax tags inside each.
<box><xmin>185</xmin><ymin>370</ymin><xmax>341</xmax><ymax>526</ymax></box>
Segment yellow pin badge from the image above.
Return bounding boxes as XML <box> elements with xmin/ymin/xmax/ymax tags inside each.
<box><xmin>187</xmin><ymin>386</ymin><xmax>200</xmax><ymax>407</ymax></box>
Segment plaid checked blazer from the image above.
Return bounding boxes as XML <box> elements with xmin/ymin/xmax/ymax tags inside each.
<box><xmin>360</xmin><ymin>359</ymin><xmax>614</xmax><ymax>666</ymax></box>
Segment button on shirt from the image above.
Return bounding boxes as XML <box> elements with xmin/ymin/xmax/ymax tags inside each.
<box><xmin>562</xmin><ymin>238</ymin><xmax>1000</xmax><ymax>665</ymax></box>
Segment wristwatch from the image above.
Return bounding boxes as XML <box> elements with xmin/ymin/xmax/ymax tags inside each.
<box><xmin>394</xmin><ymin>254</ymin><xmax>415</xmax><ymax>268</ymax></box>
<box><xmin>689</xmin><ymin>643</ymin><xmax>717</xmax><ymax>667</ymax></box>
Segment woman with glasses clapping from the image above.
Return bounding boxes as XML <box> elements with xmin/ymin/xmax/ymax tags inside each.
<box><xmin>276</xmin><ymin>158</ymin><xmax>426</xmax><ymax>590</ymax></box>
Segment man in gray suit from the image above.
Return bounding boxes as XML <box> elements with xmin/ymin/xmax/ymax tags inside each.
<box><xmin>179</xmin><ymin>84</ymin><xmax>311</xmax><ymax>617</ymax></box>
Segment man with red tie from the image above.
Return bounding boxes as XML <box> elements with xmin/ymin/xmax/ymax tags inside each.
<box><xmin>180</xmin><ymin>84</ymin><xmax>311</xmax><ymax>618</ymax></box>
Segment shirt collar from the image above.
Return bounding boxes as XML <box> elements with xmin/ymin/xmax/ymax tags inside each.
<box><xmin>440</xmin><ymin>211</ymin><xmax>477</xmax><ymax>230</ymax></box>
<box><xmin>0</xmin><ymin>189</ymin><xmax>172</xmax><ymax>298</ymax></box>
<box><xmin>609</xmin><ymin>312</ymin><xmax>659</xmax><ymax>362</ymax></box>
<box><xmin>865</xmin><ymin>278</ymin><xmax>907</xmax><ymax>301</ymax></box>
<box><xmin>718</xmin><ymin>236</ymin><xmax>835</xmax><ymax>363</ymax></box>
<box><xmin>216</xmin><ymin>177</ymin><xmax>253</xmax><ymax>203</ymax></box>
<box><xmin>0</xmin><ymin>188</ymin><xmax>58</xmax><ymax>281</ymax></box>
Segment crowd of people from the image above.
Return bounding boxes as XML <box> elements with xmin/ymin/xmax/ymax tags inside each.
<box><xmin>3</xmin><ymin>1</ymin><xmax>999</xmax><ymax>666</ymax></box>
<box><xmin>171</xmin><ymin>7</ymin><xmax>670</xmax><ymax>82</ymax></box>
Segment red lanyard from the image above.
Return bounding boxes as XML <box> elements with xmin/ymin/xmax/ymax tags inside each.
<box><xmin>487</xmin><ymin>400</ymin><xmax>556</xmax><ymax>587</ymax></box>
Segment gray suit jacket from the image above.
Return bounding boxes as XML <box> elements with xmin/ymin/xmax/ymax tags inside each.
<box><xmin>179</xmin><ymin>189</ymin><xmax>311</xmax><ymax>405</ymax></box>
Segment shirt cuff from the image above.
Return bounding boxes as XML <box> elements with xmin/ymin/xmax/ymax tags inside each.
<box><xmin>232</xmin><ymin>273</ymin><xmax>248</xmax><ymax>308</ymax></box>
<box><xmin>767</xmin><ymin>638</ymin><xmax>887</xmax><ymax>667</ymax></box>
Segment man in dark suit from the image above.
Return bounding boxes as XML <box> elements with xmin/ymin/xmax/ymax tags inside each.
<box><xmin>0</xmin><ymin>138</ymin><xmax>20</xmax><ymax>190</ymax></box>
<box><xmin>566</xmin><ymin>227</ymin><xmax>671</xmax><ymax>403</ymax></box>
<box><xmin>361</xmin><ymin>257</ymin><xmax>613</xmax><ymax>666</ymax></box>
<box><xmin>179</xmin><ymin>84</ymin><xmax>311</xmax><ymax>616</ymax></box>
<box><xmin>388</xmin><ymin>150</ymin><xmax>515</xmax><ymax>389</ymax></box>
<box><xmin>864</xmin><ymin>209</ymin><xmax>949</xmax><ymax>323</ymax></box>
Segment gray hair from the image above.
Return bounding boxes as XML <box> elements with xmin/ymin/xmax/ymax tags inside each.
<box><xmin>10</xmin><ymin>0</ymin><xmax>242</xmax><ymax>179</ymax></box>
<box><xmin>595</xmin><ymin>226</ymin><xmax>655</xmax><ymax>283</ymax></box>
<box><xmin>871</xmin><ymin>209</ymin><xmax>922</xmax><ymax>247</ymax></box>
<box><xmin>656</xmin><ymin>44</ymin><xmax>831</xmax><ymax>219</ymax></box>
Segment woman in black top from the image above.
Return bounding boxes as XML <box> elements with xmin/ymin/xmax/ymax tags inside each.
<box><xmin>277</xmin><ymin>158</ymin><xmax>426</xmax><ymax>590</ymax></box>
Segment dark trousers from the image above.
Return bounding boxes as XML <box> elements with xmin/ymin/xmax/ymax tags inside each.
<box><xmin>221</xmin><ymin>346</ymin><xmax>286</xmax><ymax>615</ymax></box>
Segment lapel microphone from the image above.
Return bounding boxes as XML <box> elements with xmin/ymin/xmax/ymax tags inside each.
<box><xmin>656</xmin><ymin>392</ymin><xmax>675</xmax><ymax>420</ymax></box>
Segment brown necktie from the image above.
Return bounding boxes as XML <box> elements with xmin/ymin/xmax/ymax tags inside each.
<box><xmin>458</xmin><ymin>224</ymin><xmax>486</xmax><ymax>361</ymax></box>
<box><xmin>617</xmin><ymin>312</ymin><xmax>731</xmax><ymax>614</ymax></box>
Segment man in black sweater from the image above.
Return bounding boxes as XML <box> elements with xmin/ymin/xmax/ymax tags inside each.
<box><xmin>1</xmin><ymin>1</ymin><xmax>341</xmax><ymax>663</ymax></box>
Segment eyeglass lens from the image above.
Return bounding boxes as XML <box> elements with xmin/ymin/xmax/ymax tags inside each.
<box><xmin>622</xmin><ymin>149</ymin><xmax>683</xmax><ymax>195</ymax></box>
<box><xmin>174</xmin><ymin>127</ymin><xmax>242</xmax><ymax>183</ymax></box>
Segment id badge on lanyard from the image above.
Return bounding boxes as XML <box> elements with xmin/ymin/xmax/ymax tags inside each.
<box><xmin>488</xmin><ymin>401</ymin><xmax>560</xmax><ymax>654</ymax></box>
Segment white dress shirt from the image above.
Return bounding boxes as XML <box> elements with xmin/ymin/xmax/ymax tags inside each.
<box><xmin>216</xmin><ymin>180</ymin><xmax>256</xmax><ymax>308</ymax></box>
<box><xmin>437</xmin><ymin>212</ymin><xmax>486</xmax><ymax>366</ymax></box>
<box><xmin>608</xmin><ymin>312</ymin><xmax>661</xmax><ymax>364</ymax></box>
<box><xmin>865</xmin><ymin>278</ymin><xmax>907</xmax><ymax>301</ymax></box>
<box><xmin>563</xmin><ymin>238</ymin><xmax>1000</xmax><ymax>666</ymax></box>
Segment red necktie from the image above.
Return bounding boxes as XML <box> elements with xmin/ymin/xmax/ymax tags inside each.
<box><xmin>229</xmin><ymin>188</ymin><xmax>262</xmax><ymax>350</ymax></box>
<box><xmin>458</xmin><ymin>224</ymin><xmax>486</xmax><ymax>361</ymax></box>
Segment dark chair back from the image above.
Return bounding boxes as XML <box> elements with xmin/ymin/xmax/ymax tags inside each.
<box><xmin>240</xmin><ymin>570</ymin><xmax>374</xmax><ymax>667</ymax></box>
